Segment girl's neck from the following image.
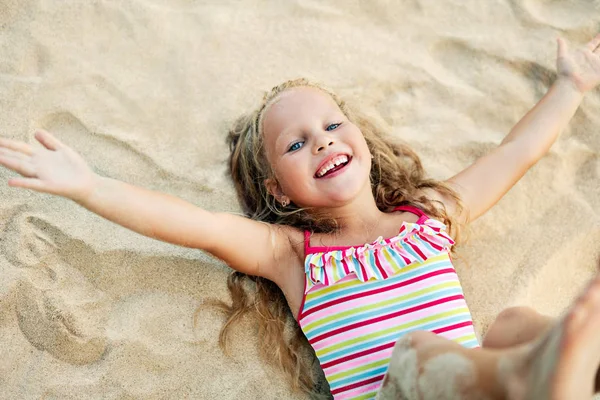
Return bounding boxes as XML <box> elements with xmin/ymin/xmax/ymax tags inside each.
<box><xmin>319</xmin><ymin>186</ymin><xmax>385</xmax><ymax>236</ymax></box>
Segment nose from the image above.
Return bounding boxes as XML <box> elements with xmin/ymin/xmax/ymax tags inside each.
<box><xmin>313</xmin><ymin>135</ymin><xmax>334</xmax><ymax>154</ymax></box>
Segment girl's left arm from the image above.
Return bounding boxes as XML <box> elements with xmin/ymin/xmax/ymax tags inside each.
<box><xmin>435</xmin><ymin>34</ymin><xmax>600</xmax><ymax>225</ymax></box>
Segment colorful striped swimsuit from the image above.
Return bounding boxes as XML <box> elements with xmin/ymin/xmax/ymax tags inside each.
<box><xmin>297</xmin><ymin>206</ymin><xmax>479</xmax><ymax>399</ymax></box>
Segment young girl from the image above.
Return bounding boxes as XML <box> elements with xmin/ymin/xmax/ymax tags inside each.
<box><xmin>0</xmin><ymin>34</ymin><xmax>599</xmax><ymax>399</ymax></box>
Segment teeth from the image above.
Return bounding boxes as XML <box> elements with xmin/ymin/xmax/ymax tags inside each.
<box><xmin>317</xmin><ymin>155</ymin><xmax>349</xmax><ymax>177</ymax></box>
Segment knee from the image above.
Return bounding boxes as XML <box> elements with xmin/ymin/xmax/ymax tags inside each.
<box><xmin>483</xmin><ymin>306</ymin><xmax>540</xmax><ymax>348</ymax></box>
<box><xmin>494</xmin><ymin>306</ymin><xmax>536</xmax><ymax>325</ymax></box>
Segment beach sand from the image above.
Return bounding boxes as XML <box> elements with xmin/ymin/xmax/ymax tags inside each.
<box><xmin>1</xmin><ymin>1</ymin><xmax>599</xmax><ymax>398</ymax></box>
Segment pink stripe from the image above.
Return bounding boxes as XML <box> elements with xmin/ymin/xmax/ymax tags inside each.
<box><xmin>438</xmin><ymin>325</ymin><xmax>478</xmax><ymax>343</ymax></box>
<box><xmin>374</xmin><ymin>252</ymin><xmax>389</xmax><ymax>279</ymax></box>
<box><xmin>341</xmin><ymin>257</ymin><xmax>350</xmax><ymax>275</ymax></box>
<box><xmin>407</xmin><ymin>240</ymin><xmax>427</xmax><ymax>260</ymax></box>
<box><xmin>416</xmin><ymin>232</ymin><xmax>443</xmax><ymax>251</ymax></box>
<box><xmin>336</xmin><ymin>381</ymin><xmax>382</xmax><ymax>399</ymax></box>
<box><xmin>433</xmin><ymin>321</ymin><xmax>473</xmax><ymax>335</ymax></box>
<box><xmin>310</xmin><ymin>299</ymin><xmax>470</xmax><ymax>352</ymax></box>
<box><xmin>300</xmin><ymin>274</ymin><xmax>461</xmax><ymax>327</ymax></box>
<box><xmin>331</xmin><ymin>373</ymin><xmax>385</xmax><ymax>395</ymax></box>
<box><xmin>322</xmin><ymin>254</ymin><xmax>329</xmax><ymax>286</ymax></box>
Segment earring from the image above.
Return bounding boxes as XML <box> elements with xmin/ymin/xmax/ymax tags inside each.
<box><xmin>281</xmin><ymin>199</ymin><xmax>289</xmax><ymax>207</ymax></box>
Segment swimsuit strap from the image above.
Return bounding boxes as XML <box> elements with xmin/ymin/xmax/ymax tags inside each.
<box><xmin>304</xmin><ymin>230</ymin><xmax>311</xmax><ymax>256</ymax></box>
<box><xmin>393</xmin><ymin>205</ymin><xmax>429</xmax><ymax>220</ymax></box>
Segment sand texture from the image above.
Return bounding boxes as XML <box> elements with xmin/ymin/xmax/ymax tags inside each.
<box><xmin>1</xmin><ymin>1</ymin><xmax>599</xmax><ymax>399</ymax></box>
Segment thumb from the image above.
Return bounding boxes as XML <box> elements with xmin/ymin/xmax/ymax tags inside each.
<box><xmin>557</xmin><ymin>36</ymin><xmax>568</xmax><ymax>58</ymax></box>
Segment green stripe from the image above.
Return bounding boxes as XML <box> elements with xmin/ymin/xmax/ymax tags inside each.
<box><xmin>352</xmin><ymin>390</ymin><xmax>378</xmax><ymax>400</ymax></box>
<box><xmin>455</xmin><ymin>333</ymin><xmax>478</xmax><ymax>345</ymax></box>
<box><xmin>316</xmin><ymin>307</ymin><xmax>470</xmax><ymax>357</ymax></box>
<box><xmin>328</xmin><ymin>357</ymin><xmax>390</xmax><ymax>382</ymax></box>
<box><xmin>304</xmin><ymin>281</ymin><xmax>461</xmax><ymax>332</ymax></box>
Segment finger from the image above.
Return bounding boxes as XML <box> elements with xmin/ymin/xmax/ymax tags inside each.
<box><xmin>0</xmin><ymin>147</ymin><xmax>30</xmax><ymax>161</ymax></box>
<box><xmin>0</xmin><ymin>154</ymin><xmax>36</xmax><ymax>177</ymax></box>
<box><xmin>0</xmin><ymin>137</ymin><xmax>34</xmax><ymax>156</ymax></box>
<box><xmin>586</xmin><ymin>33</ymin><xmax>600</xmax><ymax>52</ymax></box>
<box><xmin>35</xmin><ymin>129</ymin><xmax>63</xmax><ymax>151</ymax></box>
<box><xmin>8</xmin><ymin>177</ymin><xmax>50</xmax><ymax>193</ymax></box>
<box><xmin>557</xmin><ymin>37</ymin><xmax>568</xmax><ymax>58</ymax></box>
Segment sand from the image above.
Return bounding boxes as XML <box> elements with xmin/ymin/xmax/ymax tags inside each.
<box><xmin>1</xmin><ymin>1</ymin><xmax>599</xmax><ymax>399</ymax></box>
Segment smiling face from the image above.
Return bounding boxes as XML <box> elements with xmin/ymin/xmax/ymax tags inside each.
<box><xmin>262</xmin><ymin>87</ymin><xmax>373</xmax><ymax>209</ymax></box>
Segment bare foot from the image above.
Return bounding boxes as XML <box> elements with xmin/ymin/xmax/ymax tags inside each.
<box><xmin>376</xmin><ymin>330</ymin><xmax>498</xmax><ymax>400</ymax></box>
<box><xmin>502</xmin><ymin>272</ymin><xmax>600</xmax><ymax>400</ymax></box>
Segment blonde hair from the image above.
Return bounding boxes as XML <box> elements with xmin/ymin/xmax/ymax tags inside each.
<box><xmin>207</xmin><ymin>78</ymin><xmax>464</xmax><ymax>397</ymax></box>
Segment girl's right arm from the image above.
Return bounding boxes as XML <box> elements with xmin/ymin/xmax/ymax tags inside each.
<box><xmin>0</xmin><ymin>130</ymin><xmax>295</xmax><ymax>281</ymax></box>
<box><xmin>82</xmin><ymin>175</ymin><xmax>296</xmax><ymax>279</ymax></box>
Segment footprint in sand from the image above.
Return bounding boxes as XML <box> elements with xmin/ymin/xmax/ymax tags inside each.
<box><xmin>15</xmin><ymin>252</ymin><xmax>109</xmax><ymax>365</ymax></box>
<box><xmin>3</xmin><ymin>213</ymin><xmax>111</xmax><ymax>366</ymax></box>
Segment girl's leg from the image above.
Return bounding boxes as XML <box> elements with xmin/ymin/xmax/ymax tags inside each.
<box><xmin>377</xmin><ymin>272</ymin><xmax>600</xmax><ymax>400</ymax></box>
<box><xmin>483</xmin><ymin>306</ymin><xmax>553</xmax><ymax>349</ymax></box>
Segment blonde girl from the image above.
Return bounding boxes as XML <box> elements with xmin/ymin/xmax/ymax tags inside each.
<box><xmin>1</xmin><ymin>34</ymin><xmax>600</xmax><ymax>399</ymax></box>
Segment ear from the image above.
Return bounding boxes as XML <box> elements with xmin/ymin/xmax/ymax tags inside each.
<box><xmin>264</xmin><ymin>177</ymin><xmax>288</xmax><ymax>204</ymax></box>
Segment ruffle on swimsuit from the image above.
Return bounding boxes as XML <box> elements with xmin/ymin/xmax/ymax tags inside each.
<box><xmin>303</xmin><ymin>218</ymin><xmax>455</xmax><ymax>294</ymax></box>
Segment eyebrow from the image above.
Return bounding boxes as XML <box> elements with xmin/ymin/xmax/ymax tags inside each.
<box><xmin>276</xmin><ymin>130</ymin><xmax>296</xmax><ymax>153</ymax></box>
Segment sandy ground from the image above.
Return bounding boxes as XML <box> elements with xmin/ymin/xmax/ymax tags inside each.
<box><xmin>1</xmin><ymin>1</ymin><xmax>599</xmax><ymax>398</ymax></box>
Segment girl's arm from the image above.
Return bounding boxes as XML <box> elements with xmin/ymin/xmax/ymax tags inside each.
<box><xmin>433</xmin><ymin>35</ymin><xmax>600</xmax><ymax>224</ymax></box>
<box><xmin>0</xmin><ymin>130</ymin><xmax>294</xmax><ymax>283</ymax></box>
<box><xmin>80</xmin><ymin>176</ymin><xmax>295</xmax><ymax>280</ymax></box>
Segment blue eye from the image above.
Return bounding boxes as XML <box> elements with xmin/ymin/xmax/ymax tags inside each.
<box><xmin>326</xmin><ymin>123</ymin><xmax>341</xmax><ymax>131</ymax></box>
<box><xmin>288</xmin><ymin>142</ymin><xmax>303</xmax><ymax>152</ymax></box>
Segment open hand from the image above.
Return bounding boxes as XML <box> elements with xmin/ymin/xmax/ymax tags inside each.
<box><xmin>0</xmin><ymin>130</ymin><xmax>97</xmax><ymax>202</ymax></box>
<box><xmin>556</xmin><ymin>33</ymin><xmax>600</xmax><ymax>93</ymax></box>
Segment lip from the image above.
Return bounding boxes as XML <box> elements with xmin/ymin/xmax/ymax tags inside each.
<box><xmin>314</xmin><ymin>152</ymin><xmax>352</xmax><ymax>178</ymax></box>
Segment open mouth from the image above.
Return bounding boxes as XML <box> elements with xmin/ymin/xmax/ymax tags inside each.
<box><xmin>315</xmin><ymin>155</ymin><xmax>352</xmax><ymax>178</ymax></box>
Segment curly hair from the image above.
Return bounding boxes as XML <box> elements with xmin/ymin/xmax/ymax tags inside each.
<box><xmin>206</xmin><ymin>78</ymin><xmax>464</xmax><ymax>398</ymax></box>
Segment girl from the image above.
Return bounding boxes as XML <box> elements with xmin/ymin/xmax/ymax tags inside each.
<box><xmin>0</xmin><ymin>34</ymin><xmax>599</xmax><ymax>399</ymax></box>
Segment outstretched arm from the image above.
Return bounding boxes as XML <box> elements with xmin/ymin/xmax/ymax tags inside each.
<box><xmin>436</xmin><ymin>34</ymin><xmax>600</xmax><ymax>224</ymax></box>
<box><xmin>0</xmin><ymin>130</ymin><xmax>295</xmax><ymax>282</ymax></box>
<box><xmin>82</xmin><ymin>175</ymin><xmax>295</xmax><ymax>279</ymax></box>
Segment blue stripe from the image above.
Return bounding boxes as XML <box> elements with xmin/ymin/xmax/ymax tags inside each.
<box><xmin>461</xmin><ymin>339</ymin><xmax>480</xmax><ymax>349</ymax></box>
<box><xmin>398</xmin><ymin>240</ymin><xmax>424</xmax><ymax>262</ymax></box>
<box><xmin>412</xmin><ymin>235</ymin><xmax>438</xmax><ymax>255</ymax></box>
<box><xmin>381</xmin><ymin>245</ymin><xmax>408</xmax><ymax>271</ymax></box>
<box><xmin>366</xmin><ymin>249</ymin><xmax>383</xmax><ymax>280</ymax></box>
<box><xmin>304</xmin><ymin>258</ymin><xmax>452</xmax><ymax>309</ymax></box>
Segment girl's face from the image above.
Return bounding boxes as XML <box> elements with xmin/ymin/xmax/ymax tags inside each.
<box><xmin>262</xmin><ymin>87</ymin><xmax>372</xmax><ymax>209</ymax></box>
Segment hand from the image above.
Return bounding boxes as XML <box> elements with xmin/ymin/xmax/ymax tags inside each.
<box><xmin>556</xmin><ymin>33</ymin><xmax>600</xmax><ymax>93</ymax></box>
<box><xmin>0</xmin><ymin>130</ymin><xmax>97</xmax><ymax>202</ymax></box>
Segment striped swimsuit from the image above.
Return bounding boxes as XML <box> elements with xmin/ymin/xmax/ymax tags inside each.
<box><xmin>297</xmin><ymin>206</ymin><xmax>479</xmax><ymax>399</ymax></box>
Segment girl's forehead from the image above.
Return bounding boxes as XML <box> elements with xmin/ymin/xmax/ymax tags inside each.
<box><xmin>262</xmin><ymin>87</ymin><xmax>339</xmax><ymax>136</ymax></box>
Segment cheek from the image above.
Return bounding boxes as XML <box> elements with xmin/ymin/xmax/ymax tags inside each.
<box><xmin>276</xmin><ymin>159</ymin><xmax>309</xmax><ymax>192</ymax></box>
